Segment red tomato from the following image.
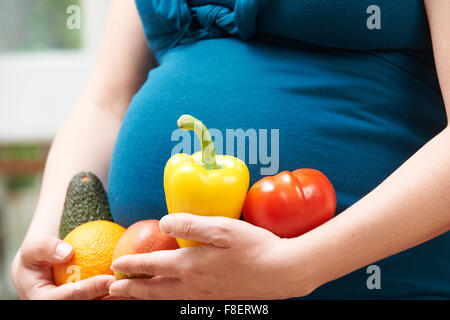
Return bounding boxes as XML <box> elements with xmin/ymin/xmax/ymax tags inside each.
<box><xmin>242</xmin><ymin>169</ymin><xmax>336</xmax><ymax>238</ymax></box>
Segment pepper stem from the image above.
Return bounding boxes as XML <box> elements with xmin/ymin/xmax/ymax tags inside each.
<box><xmin>177</xmin><ymin>115</ymin><xmax>219</xmax><ymax>170</ymax></box>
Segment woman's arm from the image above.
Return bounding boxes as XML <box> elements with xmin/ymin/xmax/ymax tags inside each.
<box><xmin>28</xmin><ymin>0</ymin><xmax>155</xmax><ymax>238</ymax></box>
<box><xmin>298</xmin><ymin>0</ymin><xmax>450</xmax><ymax>290</ymax></box>
<box><xmin>426</xmin><ymin>0</ymin><xmax>450</xmax><ymax>123</ymax></box>
<box><xmin>108</xmin><ymin>0</ymin><xmax>450</xmax><ymax>299</ymax></box>
<box><xmin>11</xmin><ymin>0</ymin><xmax>156</xmax><ymax>299</ymax></box>
<box><xmin>293</xmin><ymin>130</ymin><xmax>450</xmax><ymax>292</ymax></box>
<box><xmin>300</xmin><ymin>0</ymin><xmax>450</xmax><ymax>289</ymax></box>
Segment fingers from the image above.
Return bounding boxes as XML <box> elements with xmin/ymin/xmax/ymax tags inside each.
<box><xmin>160</xmin><ymin>213</ymin><xmax>241</xmax><ymax>247</ymax></box>
<box><xmin>101</xmin><ymin>294</ymin><xmax>139</xmax><ymax>300</ymax></box>
<box><xmin>109</xmin><ymin>276</ymin><xmax>185</xmax><ymax>300</ymax></box>
<box><xmin>47</xmin><ymin>275</ymin><xmax>115</xmax><ymax>300</ymax></box>
<box><xmin>20</xmin><ymin>235</ymin><xmax>73</xmax><ymax>268</ymax></box>
<box><xmin>111</xmin><ymin>250</ymin><xmax>183</xmax><ymax>277</ymax></box>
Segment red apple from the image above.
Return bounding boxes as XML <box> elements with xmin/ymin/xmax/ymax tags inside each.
<box><xmin>112</xmin><ymin>219</ymin><xmax>179</xmax><ymax>279</ymax></box>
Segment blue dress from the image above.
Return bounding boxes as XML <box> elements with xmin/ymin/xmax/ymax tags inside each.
<box><xmin>107</xmin><ymin>0</ymin><xmax>449</xmax><ymax>299</ymax></box>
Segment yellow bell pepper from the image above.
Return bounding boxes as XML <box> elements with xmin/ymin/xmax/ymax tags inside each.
<box><xmin>164</xmin><ymin>115</ymin><xmax>250</xmax><ymax>247</ymax></box>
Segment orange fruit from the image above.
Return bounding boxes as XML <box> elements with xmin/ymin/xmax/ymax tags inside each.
<box><xmin>53</xmin><ymin>220</ymin><xmax>126</xmax><ymax>286</ymax></box>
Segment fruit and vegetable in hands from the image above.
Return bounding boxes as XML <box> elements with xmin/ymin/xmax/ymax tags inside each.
<box><xmin>53</xmin><ymin>117</ymin><xmax>338</xmax><ymax>287</ymax></box>
<box><xmin>164</xmin><ymin>114</ymin><xmax>249</xmax><ymax>247</ymax></box>
<box><xmin>243</xmin><ymin>169</ymin><xmax>336</xmax><ymax>238</ymax></box>
<box><xmin>59</xmin><ymin>172</ymin><xmax>113</xmax><ymax>239</ymax></box>
<box><xmin>53</xmin><ymin>220</ymin><xmax>125</xmax><ymax>285</ymax></box>
<box><xmin>112</xmin><ymin>219</ymin><xmax>179</xmax><ymax>279</ymax></box>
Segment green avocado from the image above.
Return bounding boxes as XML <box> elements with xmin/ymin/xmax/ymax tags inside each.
<box><xmin>59</xmin><ymin>172</ymin><xmax>114</xmax><ymax>239</ymax></box>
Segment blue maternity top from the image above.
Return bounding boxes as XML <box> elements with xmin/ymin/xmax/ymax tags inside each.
<box><xmin>108</xmin><ymin>0</ymin><xmax>450</xmax><ymax>299</ymax></box>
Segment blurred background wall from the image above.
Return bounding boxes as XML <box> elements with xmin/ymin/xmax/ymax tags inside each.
<box><xmin>0</xmin><ymin>0</ymin><xmax>109</xmax><ymax>299</ymax></box>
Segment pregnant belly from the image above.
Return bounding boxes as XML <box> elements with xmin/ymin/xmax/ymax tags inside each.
<box><xmin>107</xmin><ymin>37</ymin><xmax>445</xmax><ymax>228</ymax></box>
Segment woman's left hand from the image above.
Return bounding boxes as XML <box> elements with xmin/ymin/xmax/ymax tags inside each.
<box><xmin>109</xmin><ymin>213</ymin><xmax>316</xmax><ymax>299</ymax></box>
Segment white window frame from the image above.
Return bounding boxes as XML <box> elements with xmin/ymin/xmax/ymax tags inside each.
<box><xmin>0</xmin><ymin>0</ymin><xmax>110</xmax><ymax>144</ymax></box>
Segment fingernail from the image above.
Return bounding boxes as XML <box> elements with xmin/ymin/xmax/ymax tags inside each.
<box><xmin>110</xmin><ymin>257</ymin><xmax>125</xmax><ymax>272</ymax></box>
<box><xmin>56</xmin><ymin>242</ymin><xmax>72</xmax><ymax>258</ymax></box>
<box><xmin>106</xmin><ymin>278</ymin><xmax>115</xmax><ymax>290</ymax></box>
<box><xmin>160</xmin><ymin>215</ymin><xmax>174</xmax><ymax>233</ymax></box>
<box><xmin>109</xmin><ymin>285</ymin><xmax>118</xmax><ymax>297</ymax></box>
<box><xmin>108</xmin><ymin>282</ymin><xmax>120</xmax><ymax>297</ymax></box>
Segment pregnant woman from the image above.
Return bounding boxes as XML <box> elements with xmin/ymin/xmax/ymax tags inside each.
<box><xmin>11</xmin><ymin>0</ymin><xmax>450</xmax><ymax>299</ymax></box>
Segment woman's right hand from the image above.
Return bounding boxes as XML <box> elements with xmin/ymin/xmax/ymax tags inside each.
<box><xmin>10</xmin><ymin>235</ymin><xmax>115</xmax><ymax>300</ymax></box>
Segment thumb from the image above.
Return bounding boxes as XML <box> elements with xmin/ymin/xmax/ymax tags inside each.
<box><xmin>20</xmin><ymin>235</ymin><xmax>73</xmax><ymax>268</ymax></box>
<box><xmin>159</xmin><ymin>213</ymin><xmax>235</xmax><ymax>247</ymax></box>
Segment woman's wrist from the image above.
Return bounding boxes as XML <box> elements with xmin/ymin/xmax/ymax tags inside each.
<box><xmin>270</xmin><ymin>237</ymin><xmax>323</xmax><ymax>298</ymax></box>
<box><xmin>280</xmin><ymin>221</ymin><xmax>350</xmax><ymax>298</ymax></box>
